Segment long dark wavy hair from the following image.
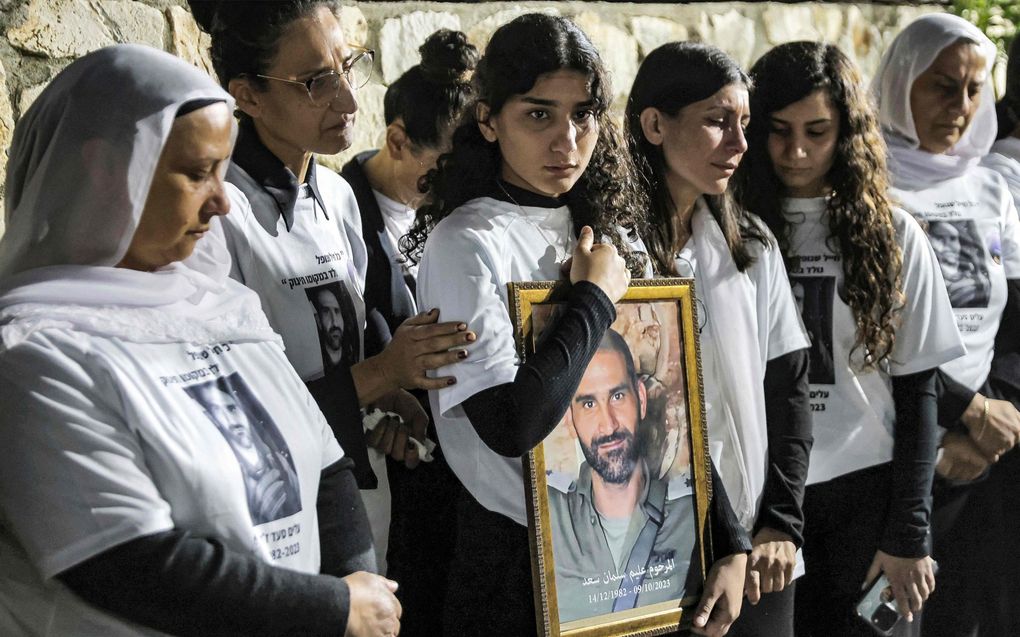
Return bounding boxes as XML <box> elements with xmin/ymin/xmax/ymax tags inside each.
<box><xmin>735</xmin><ymin>41</ymin><xmax>903</xmax><ymax>369</ymax></box>
<box><xmin>625</xmin><ymin>42</ymin><xmax>767</xmax><ymax>275</ymax></box>
<box><xmin>401</xmin><ymin>13</ymin><xmax>648</xmax><ymax>274</ymax></box>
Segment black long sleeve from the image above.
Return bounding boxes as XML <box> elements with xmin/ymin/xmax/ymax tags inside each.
<box><xmin>461</xmin><ymin>281</ymin><xmax>616</xmax><ymax>457</ymax></box>
<box><xmin>318</xmin><ymin>457</ymin><xmax>377</xmax><ymax>576</ymax></box>
<box><xmin>57</xmin><ymin>460</ymin><xmax>367</xmax><ymax>637</ymax></box>
<box><xmin>754</xmin><ymin>348</ymin><xmax>812</xmax><ymax>548</ymax></box>
<box><xmin>709</xmin><ymin>461</ymin><xmax>753</xmax><ymax>559</ymax></box>
<box><xmin>881</xmin><ymin>368</ymin><xmax>939</xmax><ymax>558</ymax></box>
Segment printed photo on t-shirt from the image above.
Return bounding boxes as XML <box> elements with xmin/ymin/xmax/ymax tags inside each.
<box><xmin>184</xmin><ymin>373</ymin><xmax>303</xmax><ymax>525</ymax></box>
<box><xmin>927</xmin><ymin>220</ymin><xmax>991</xmax><ymax>308</ymax></box>
<box><xmin>791</xmin><ymin>276</ymin><xmax>835</xmax><ymax>385</ymax></box>
<box><xmin>305</xmin><ymin>281</ymin><xmax>360</xmax><ymax>370</ymax></box>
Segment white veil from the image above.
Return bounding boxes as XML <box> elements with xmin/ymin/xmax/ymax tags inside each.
<box><xmin>0</xmin><ymin>44</ymin><xmax>279</xmax><ymax>348</ymax></box>
<box><xmin>872</xmin><ymin>13</ymin><xmax>998</xmax><ymax>188</ymax></box>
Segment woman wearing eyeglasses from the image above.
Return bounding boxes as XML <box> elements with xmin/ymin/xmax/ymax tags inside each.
<box><xmin>190</xmin><ymin>0</ymin><xmax>475</xmax><ymax>576</ymax></box>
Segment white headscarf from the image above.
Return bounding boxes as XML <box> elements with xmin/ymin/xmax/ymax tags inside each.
<box><xmin>872</xmin><ymin>13</ymin><xmax>998</xmax><ymax>188</ymax></box>
<box><xmin>0</xmin><ymin>44</ymin><xmax>280</xmax><ymax>349</ymax></box>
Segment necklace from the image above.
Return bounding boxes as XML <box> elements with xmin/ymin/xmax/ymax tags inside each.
<box><xmin>495</xmin><ymin>179</ymin><xmax>571</xmax><ymax>262</ymax></box>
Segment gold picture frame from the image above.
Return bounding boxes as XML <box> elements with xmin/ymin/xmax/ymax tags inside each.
<box><xmin>508</xmin><ymin>278</ymin><xmax>713</xmax><ymax>637</ymax></box>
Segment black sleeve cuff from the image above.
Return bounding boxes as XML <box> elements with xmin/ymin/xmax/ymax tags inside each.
<box><xmin>935</xmin><ymin>369</ymin><xmax>976</xmax><ymax>431</ymax></box>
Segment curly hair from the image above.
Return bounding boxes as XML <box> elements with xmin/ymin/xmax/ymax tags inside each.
<box><xmin>735</xmin><ymin>41</ymin><xmax>903</xmax><ymax>369</ymax></box>
<box><xmin>625</xmin><ymin>42</ymin><xmax>768</xmax><ymax>275</ymax></box>
<box><xmin>400</xmin><ymin>13</ymin><xmax>648</xmax><ymax>275</ymax></box>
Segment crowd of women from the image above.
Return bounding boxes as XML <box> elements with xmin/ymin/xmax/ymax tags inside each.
<box><xmin>0</xmin><ymin>1</ymin><xmax>1018</xmax><ymax>636</ymax></box>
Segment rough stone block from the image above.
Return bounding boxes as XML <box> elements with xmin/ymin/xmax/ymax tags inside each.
<box><xmin>339</xmin><ymin>5</ymin><xmax>368</xmax><ymax>47</ymax></box>
<box><xmin>7</xmin><ymin>0</ymin><xmax>114</xmax><ymax>58</ymax></box>
<box><xmin>379</xmin><ymin>11</ymin><xmax>460</xmax><ymax>84</ymax></box>
<box><xmin>630</xmin><ymin>16</ymin><xmax>688</xmax><ymax>58</ymax></box>
<box><xmin>0</xmin><ymin>60</ymin><xmax>16</xmax><ymax>203</ymax></box>
<box><xmin>700</xmin><ymin>9</ymin><xmax>756</xmax><ymax>69</ymax></box>
<box><xmin>167</xmin><ymin>5</ymin><xmax>215</xmax><ymax>78</ymax></box>
<box><xmin>762</xmin><ymin>5</ymin><xmax>820</xmax><ymax>44</ymax></box>
<box><xmin>573</xmin><ymin>12</ymin><xmax>638</xmax><ymax>97</ymax></box>
<box><xmin>93</xmin><ymin>0</ymin><xmax>166</xmax><ymax>49</ymax></box>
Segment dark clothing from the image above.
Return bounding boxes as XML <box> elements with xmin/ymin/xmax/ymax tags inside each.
<box><xmin>729</xmin><ymin>584</ymin><xmax>796</xmax><ymax>637</ymax></box>
<box><xmin>796</xmin><ymin>369</ymin><xmax>939</xmax><ymax>636</ymax></box>
<box><xmin>58</xmin><ymin>458</ymin><xmax>370</xmax><ymax>636</ymax></box>
<box><xmin>925</xmin><ymin>280</ymin><xmax>1020</xmax><ymax>637</ymax></box>
<box><xmin>339</xmin><ymin>151</ymin><xmax>417</xmax><ymax>357</ymax></box>
<box><xmin>796</xmin><ymin>463</ymin><xmax>901</xmax><ymax>637</ymax></box>
<box><xmin>340</xmin><ymin>151</ymin><xmax>461</xmax><ymax>637</ymax></box>
<box><xmin>759</xmin><ymin>349</ymin><xmax>813</xmax><ymax>549</ymax></box>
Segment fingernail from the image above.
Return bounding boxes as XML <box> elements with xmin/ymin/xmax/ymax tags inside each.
<box><xmin>406</xmin><ymin>441</ymin><xmax>416</xmax><ymax>451</ymax></box>
<box><xmin>430</xmin><ymin>308</ymin><xmax>439</xmax><ymax>315</ymax></box>
<box><xmin>447</xmin><ymin>378</ymin><xmax>457</xmax><ymax>385</ymax></box>
<box><xmin>457</xmin><ymin>350</ymin><xmax>469</xmax><ymax>359</ymax></box>
<box><xmin>458</xmin><ymin>323</ymin><xmax>467</xmax><ymax>331</ymax></box>
<box><xmin>465</xmin><ymin>332</ymin><xmax>476</xmax><ymax>342</ymax></box>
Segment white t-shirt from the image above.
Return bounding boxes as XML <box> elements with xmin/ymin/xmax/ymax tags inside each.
<box><xmin>223</xmin><ymin>176</ymin><xmax>368</xmax><ymax>382</ymax></box>
<box><xmin>417</xmin><ymin>196</ymin><xmax>649</xmax><ymax>526</ymax></box>
<box><xmin>984</xmin><ymin>137</ymin><xmax>1020</xmax><ymax>210</ymax></box>
<box><xmin>780</xmin><ymin>198</ymin><xmax>965</xmax><ymax>484</ymax></box>
<box><xmin>892</xmin><ymin>168</ymin><xmax>1020</xmax><ymax>391</ymax></box>
<box><xmin>372</xmin><ymin>188</ymin><xmax>419</xmax><ymax>281</ymax></box>
<box><xmin>223</xmin><ymin>170</ymin><xmax>391</xmax><ymax>572</ymax></box>
<box><xmin>673</xmin><ymin>220</ymin><xmax>809</xmax><ymax>517</ymax></box>
<box><xmin>0</xmin><ymin>330</ymin><xmax>341</xmax><ymax>636</ymax></box>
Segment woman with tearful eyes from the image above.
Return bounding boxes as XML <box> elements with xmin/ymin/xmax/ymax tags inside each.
<box><xmin>627</xmin><ymin>42</ymin><xmax>812</xmax><ymax>637</ymax></box>
<box><xmin>736</xmin><ymin>41</ymin><xmax>964</xmax><ymax>636</ymax></box>
<box><xmin>0</xmin><ymin>44</ymin><xmax>398</xmax><ymax>637</ymax></box>
<box><xmin>190</xmin><ymin>0</ymin><xmax>476</xmax><ymax>580</ymax></box>
<box><xmin>873</xmin><ymin>14</ymin><xmax>1020</xmax><ymax>636</ymax></box>
<box><xmin>403</xmin><ymin>14</ymin><xmax>750</xmax><ymax>637</ymax></box>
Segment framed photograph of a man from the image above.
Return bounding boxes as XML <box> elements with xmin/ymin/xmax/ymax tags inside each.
<box><xmin>508</xmin><ymin>279</ymin><xmax>712</xmax><ymax>637</ymax></box>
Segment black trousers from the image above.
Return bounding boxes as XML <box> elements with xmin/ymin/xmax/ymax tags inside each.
<box><xmin>922</xmin><ymin>447</ymin><xmax>1020</xmax><ymax>637</ymax></box>
<box><xmin>729</xmin><ymin>583</ymin><xmax>796</xmax><ymax>637</ymax></box>
<box><xmin>442</xmin><ymin>489</ymin><xmax>537</xmax><ymax>637</ymax></box>
<box><xmin>385</xmin><ymin>449</ymin><xmax>463</xmax><ymax>637</ymax></box>
<box><xmin>796</xmin><ymin>463</ymin><xmax>896</xmax><ymax>637</ymax></box>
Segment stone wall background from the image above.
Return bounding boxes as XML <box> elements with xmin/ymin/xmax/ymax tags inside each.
<box><xmin>0</xmin><ymin>0</ymin><xmax>945</xmax><ymax>237</ymax></box>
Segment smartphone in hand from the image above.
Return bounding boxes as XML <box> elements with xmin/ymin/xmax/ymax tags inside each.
<box><xmin>855</xmin><ymin>575</ymin><xmax>900</xmax><ymax>636</ymax></box>
<box><xmin>855</xmin><ymin>561</ymin><xmax>938</xmax><ymax>636</ymax></box>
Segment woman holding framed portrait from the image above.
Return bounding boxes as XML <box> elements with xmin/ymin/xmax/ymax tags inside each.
<box><xmin>735</xmin><ymin>40</ymin><xmax>965</xmax><ymax>636</ymax></box>
<box><xmin>625</xmin><ymin>43</ymin><xmax>812</xmax><ymax>637</ymax></box>
<box><xmin>406</xmin><ymin>14</ymin><xmax>749</xmax><ymax>637</ymax></box>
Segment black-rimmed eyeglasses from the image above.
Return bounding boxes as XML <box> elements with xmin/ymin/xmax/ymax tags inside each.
<box><xmin>256</xmin><ymin>47</ymin><xmax>374</xmax><ymax>106</ymax></box>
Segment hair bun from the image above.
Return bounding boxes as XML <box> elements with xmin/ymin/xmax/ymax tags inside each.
<box><xmin>418</xmin><ymin>29</ymin><xmax>478</xmax><ymax>83</ymax></box>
